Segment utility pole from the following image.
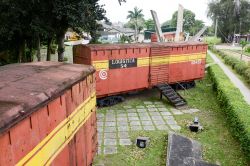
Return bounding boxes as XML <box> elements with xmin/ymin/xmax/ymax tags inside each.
<box><xmin>214</xmin><ymin>19</ymin><xmax>218</xmax><ymax>37</ymax></box>
<box><xmin>239</xmin><ymin>20</ymin><xmax>242</xmax><ymax>35</ymax></box>
<box><xmin>232</xmin><ymin>27</ymin><xmax>236</xmax><ymax>46</ymax></box>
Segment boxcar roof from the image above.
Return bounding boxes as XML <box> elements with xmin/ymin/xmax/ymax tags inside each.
<box><xmin>151</xmin><ymin>41</ymin><xmax>207</xmax><ymax>47</ymax></box>
<box><xmin>0</xmin><ymin>62</ymin><xmax>95</xmax><ymax>134</ymax></box>
<box><xmin>81</xmin><ymin>42</ymin><xmax>207</xmax><ymax>50</ymax></box>
<box><xmin>83</xmin><ymin>43</ymin><xmax>150</xmax><ymax>50</ymax></box>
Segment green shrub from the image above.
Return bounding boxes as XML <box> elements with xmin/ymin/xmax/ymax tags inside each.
<box><xmin>218</xmin><ymin>50</ymin><xmax>226</xmax><ymax>58</ymax></box>
<box><xmin>50</xmin><ymin>44</ymin><xmax>57</xmax><ymax>54</ymax></box>
<box><xmin>204</xmin><ymin>37</ymin><xmax>221</xmax><ymax>47</ymax></box>
<box><xmin>235</xmin><ymin>61</ymin><xmax>248</xmax><ymax>75</ymax></box>
<box><xmin>210</xmin><ymin>48</ymin><xmax>250</xmax><ymax>85</ymax></box>
<box><xmin>223</xmin><ymin>55</ymin><xmax>238</xmax><ymax>68</ymax></box>
<box><xmin>245</xmin><ymin>68</ymin><xmax>250</xmax><ymax>83</ymax></box>
<box><xmin>63</xmin><ymin>56</ymin><xmax>68</xmax><ymax>62</ymax></box>
<box><xmin>208</xmin><ymin>65</ymin><xmax>250</xmax><ymax>161</ymax></box>
<box><xmin>246</xmin><ymin>46</ymin><xmax>250</xmax><ymax>53</ymax></box>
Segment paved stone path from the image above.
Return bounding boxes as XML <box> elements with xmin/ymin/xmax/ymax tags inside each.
<box><xmin>97</xmin><ymin>101</ymin><xmax>200</xmax><ymax>155</ymax></box>
<box><xmin>208</xmin><ymin>50</ymin><xmax>250</xmax><ymax>104</ymax></box>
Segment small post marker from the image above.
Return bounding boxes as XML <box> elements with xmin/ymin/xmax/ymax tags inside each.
<box><xmin>136</xmin><ymin>137</ymin><xmax>150</xmax><ymax>148</ymax></box>
<box><xmin>188</xmin><ymin>117</ymin><xmax>203</xmax><ymax>132</ymax></box>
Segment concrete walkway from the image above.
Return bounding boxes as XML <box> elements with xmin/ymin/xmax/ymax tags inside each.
<box><xmin>208</xmin><ymin>50</ymin><xmax>250</xmax><ymax>105</ymax></box>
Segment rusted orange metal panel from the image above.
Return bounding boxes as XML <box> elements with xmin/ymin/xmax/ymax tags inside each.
<box><xmin>0</xmin><ymin>132</ymin><xmax>14</xmax><ymax>165</ymax></box>
<box><xmin>0</xmin><ymin>62</ymin><xmax>97</xmax><ymax>166</ymax></box>
<box><xmin>73</xmin><ymin>42</ymin><xmax>207</xmax><ymax>98</ymax></box>
<box><xmin>73</xmin><ymin>44</ymin><xmax>151</xmax><ymax>98</ymax></box>
<box><xmin>149</xmin><ymin>42</ymin><xmax>207</xmax><ymax>86</ymax></box>
<box><xmin>75</xmin><ymin>126</ymin><xmax>87</xmax><ymax>165</ymax></box>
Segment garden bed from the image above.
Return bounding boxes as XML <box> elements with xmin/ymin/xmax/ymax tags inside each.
<box><xmin>208</xmin><ymin>64</ymin><xmax>250</xmax><ymax>163</ymax></box>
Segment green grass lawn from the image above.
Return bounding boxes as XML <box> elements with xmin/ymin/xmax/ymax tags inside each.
<box><xmin>177</xmin><ymin>76</ymin><xmax>247</xmax><ymax>166</ymax></box>
<box><xmin>94</xmin><ymin>131</ymin><xmax>167</xmax><ymax>166</ymax></box>
<box><xmin>93</xmin><ymin>54</ymin><xmax>247</xmax><ymax>165</ymax></box>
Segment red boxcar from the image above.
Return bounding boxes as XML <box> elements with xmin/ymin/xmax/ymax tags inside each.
<box><xmin>73</xmin><ymin>42</ymin><xmax>207</xmax><ymax>98</ymax></box>
<box><xmin>0</xmin><ymin>62</ymin><xmax>97</xmax><ymax>166</ymax></box>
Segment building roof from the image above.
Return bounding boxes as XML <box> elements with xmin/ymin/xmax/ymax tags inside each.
<box><xmin>100</xmin><ymin>22</ymin><xmax>135</xmax><ymax>35</ymax></box>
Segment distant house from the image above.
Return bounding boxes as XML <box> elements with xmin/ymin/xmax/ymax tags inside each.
<box><xmin>232</xmin><ymin>34</ymin><xmax>250</xmax><ymax>43</ymax></box>
<box><xmin>99</xmin><ymin>22</ymin><xmax>135</xmax><ymax>43</ymax></box>
<box><xmin>65</xmin><ymin>31</ymin><xmax>80</xmax><ymax>41</ymax></box>
<box><xmin>65</xmin><ymin>31</ymin><xmax>73</xmax><ymax>40</ymax></box>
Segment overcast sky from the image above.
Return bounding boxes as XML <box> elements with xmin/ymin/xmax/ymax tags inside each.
<box><xmin>99</xmin><ymin>0</ymin><xmax>212</xmax><ymax>25</ymax></box>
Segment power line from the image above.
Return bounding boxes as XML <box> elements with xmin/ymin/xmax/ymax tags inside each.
<box><xmin>217</xmin><ymin>25</ymin><xmax>231</xmax><ymax>43</ymax></box>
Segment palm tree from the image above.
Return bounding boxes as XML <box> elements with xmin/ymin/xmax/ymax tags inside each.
<box><xmin>127</xmin><ymin>7</ymin><xmax>144</xmax><ymax>42</ymax></box>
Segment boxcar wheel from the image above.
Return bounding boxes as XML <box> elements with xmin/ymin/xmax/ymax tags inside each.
<box><xmin>97</xmin><ymin>96</ymin><xmax>125</xmax><ymax>107</ymax></box>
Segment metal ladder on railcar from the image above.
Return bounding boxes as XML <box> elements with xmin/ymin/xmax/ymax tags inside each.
<box><xmin>156</xmin><ymin>83</ymin><xmax>187</xmax><ymax>108</ymax></box>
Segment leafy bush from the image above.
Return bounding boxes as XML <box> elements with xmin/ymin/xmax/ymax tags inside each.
<box><xmin>245</xmin><ymin>68</ymin><xmax>250</xmax><ymax>84</ymax></box>
<box><xmin>63</xmin><ymin>56</ymin><xmax>68</xmax><ymax>62</ymax></box>
<box><xmin>246</xmin><ymin>46</ymin><xmax>250</xmax><ymax>53</ymax></box>
<box><xmin>223</xmin><ymin>55</ymin><xmax>238</xmax><ymax>68</ymax></box>
<box><xmin>210</xmin><ymin>48</ymin><xmax>250</xmax><ymax>85</ymax></box>
<box><xmin>50</xmin><ymin>44</ymin><xmax>57</xmax><ymax>54</ymax></box>
<box><xmin>208</xmin><ymin>65</ymin><xmax>250</xmax><ymax>161</ymax></box>
<box><xmin>204</xmin><ymin>37</ymin><xmax>221</xmax><ymax>47</ymax></box>
<box><xmin>119</xmin><ymin>34</ymin><xmax>132</xmax><ymax>43</ymax></box>
<box><xmin>235</xmin><ymin>61</ymin><xmax>249</xmax><ymax>75</ymax></box>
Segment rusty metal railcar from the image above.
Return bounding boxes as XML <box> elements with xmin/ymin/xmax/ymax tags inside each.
<box><xmin>73</xmin><ymin>42</ymin><xmax>207</xmax><ymax>104</ymax></box>
<box><xmin>0</xmin><ymin>62</ymin><xmax>97</xmax><ymax>166</ymax></box>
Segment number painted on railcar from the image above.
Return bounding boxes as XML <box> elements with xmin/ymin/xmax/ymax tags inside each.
<box><xmin>109</xmin><ymin>58</ymin><xmax>137</xmax><ymax>69</ymax></box>
<box><xmin>191</xmin><ymin>59</ymin><xmax>202</xmax><ymax>64</ymax></box>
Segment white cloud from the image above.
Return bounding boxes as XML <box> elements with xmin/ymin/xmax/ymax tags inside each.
<box><xmin>99</xmin><ymin>0</ymin><xmax>212</xmax><ymax>25</ymax></box>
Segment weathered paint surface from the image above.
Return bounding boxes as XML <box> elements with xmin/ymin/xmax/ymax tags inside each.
<box><xmin>73</xmin><ymin>42</ymin><xmax>207</xmax><ymax>98</ymax></box>
<box><xmin>0</xmin><ymin>62</ymin><xmax>97</xmax><ymax>166</ymax></box>
<box><xmin>16</xmin><ymin>93</ymin><xmax>96</xmax><ymax>166</ymax></box>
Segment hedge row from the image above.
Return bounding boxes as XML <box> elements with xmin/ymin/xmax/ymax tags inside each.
<box><xmin>208</xmin><ymin>65</ymin><xmax>250</xmax><ymax>161</ymax></box>
<box><xmin>210</xmin><ymin>47</ymin><xmax>250</xmax><ymax>84</ymax></box>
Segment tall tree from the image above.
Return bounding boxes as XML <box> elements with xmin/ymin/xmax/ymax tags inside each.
<box><xmin>190</xmin><ymin>20</ymin><xmax>205</xmax><ymax>36</ymax></box>
<box><xmin>0</xmin><ymin>0</ymin><xmax>106</xmax><ymax>63</ymax></box>
<box><xmin>161</xmin><ymin>20</ymin><xmax>172</xmax><ymax>28</ymax></box>
<box><xmin>171</xmin><ymin>9</ymin><xmax>196</xmax><ymax>33</ymax></box>
<box><xmin>208</xmin><ymin>0</ymin><xmax>250</xmax><ymax>42</ymax></box>
<box><xmin>0</xmin><ymin>0</ymin><xmax>34</xmax><ymax>62</ymax></box>
<box><xmin>127</xmin><ymin>7</ymin><xmax>145</xmax><ymax>42</ymax></box>
<box><xmin>48</xmin><ymin>0</ymin><xmax>106</xmax><ymax>61</ymax></box>
<box><xmin>144</xmin><ymin>19</ymin><xmax>155</xmax><ymax>30</ymax></box>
